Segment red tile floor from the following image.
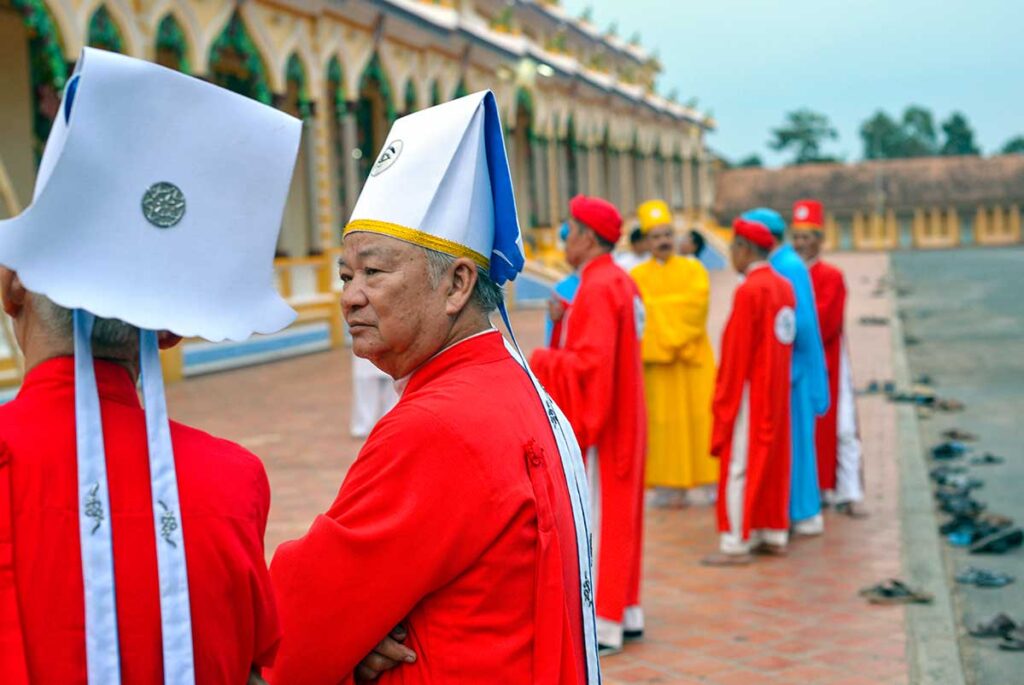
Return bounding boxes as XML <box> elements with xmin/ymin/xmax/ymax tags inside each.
<box><xmin>167</xmin><ymin>252</ymin><xmax>908</xmax><ymax>685</ymax></box>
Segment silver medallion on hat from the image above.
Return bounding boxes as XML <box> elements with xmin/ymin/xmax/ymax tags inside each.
<box><xmin>142</xmin><ymin>181</ymin><xmax>186</xmax><ymax>228</ymax></box>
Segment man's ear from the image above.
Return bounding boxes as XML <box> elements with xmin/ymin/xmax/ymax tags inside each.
<box><xmin>0</xmin><ymin>268</ymin><xmax>27</xmax><ymax>318</ymax></box>
<box><xmin>445</xmin><ymin>258</ymin><xmax>478</xmax><ymax>316</ymax></box>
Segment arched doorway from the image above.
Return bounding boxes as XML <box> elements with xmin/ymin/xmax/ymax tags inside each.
<box><xmin>277</xmin><ymin>53</ymin><xmax>316</xmax><ymax>256</ymax></box>
<box><xmin>208</xmin><ymin>11</ymin><xmax>271</xmax><ymax>104</ymax></box>
<box><xmin>356</xmin><ymin>53</ymin><xmax>394</xmax><ymax>180</ymax></box>
<box><xmin>86</xmin><ymin>5</ymin><xmax>124</xmax><ymax>53</ymax></box>
<box><xmin>511</xmin><ymin>87</ymin><xmax>537</xmax><ymax>230</ymax></box>
<box><xmin>403</xmin><ymin>79</ymin><xmax>416</xmax><ymax>116</ymax></box>
<box><xmin>453</xmin><ymin>78</ymin><xmax>468</xmax><ymax>99</ymax></box>
<box><xmin>326</xmin><ymin>56</ymin><xmax>346</xmax><ymax>232</ymax></box>
<box><xmin>1</xmin><ymin>0</ymin><xmax>66</xmax><ymax>216</ymax></box>
<box><xmin>565</xmin><ymin>115</ymin><xmax>579</xmax><ymax>200</ymax></box>
<box><xmin>155</xmin><ymin>13</ymin><xmax>189</xmax><ymax>73</ymax></box>
<box><xmin>430</xmin><ymin>80</ymin><xmax>441</xmax><ymax>107</ymax></box>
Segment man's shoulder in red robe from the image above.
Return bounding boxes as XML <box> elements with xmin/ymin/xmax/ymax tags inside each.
<box><xmin>268</xmin><ymin>331</ymin><xmax>586</xmax><ymax>685</ymax></box>
<box><xmin>0</xmin><ymin>357</ymin><xmax>279</xmax><ymax>684</ymax></box>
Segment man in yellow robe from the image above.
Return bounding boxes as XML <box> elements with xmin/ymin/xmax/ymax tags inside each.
<box><xmin>630</xmin><ymin>200</ymin><xmax>718</xmax><ymax>505</ymax></box>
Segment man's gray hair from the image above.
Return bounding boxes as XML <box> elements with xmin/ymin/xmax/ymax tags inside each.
<box><xmin>422</xmin><ymin>248</ymin><xmax>505</xmax><ymax>314</ymax></box>
<box><xmin>32</xmin><ymin>293</ymin><xmax>140</xmax><ymax>359</ymax></box>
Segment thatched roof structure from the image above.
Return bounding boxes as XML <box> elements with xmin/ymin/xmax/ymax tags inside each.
<box><xmin>714</xmin><ymin>155</ymin><xmax>1024</xmax><ymax>222</ymax></box>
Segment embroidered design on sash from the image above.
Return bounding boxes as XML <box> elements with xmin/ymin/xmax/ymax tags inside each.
<box><xmin>84</xmin><ymin>483</ymin><xmax>104</xmax><ymax>534</ymax></box>
<box><xmin>158</xmin><ymin>500</ymin><xmax>179</xmax><ymax>548</ymax></box>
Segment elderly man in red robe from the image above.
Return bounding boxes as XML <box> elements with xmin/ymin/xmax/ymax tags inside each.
<box><xmin>791</xmin><ymin>199</ymin><xmax>866</xmax><ymax>517</ymax></box>
<box><xmin>703</xmin><ymin>216</ymin><xmax>795</xmax><ymax>566</ymax></box>
<box><xmin>531</xmin><ymin>195</ymin><xmax>647</xmax><ymax>654</ymax></box>
<box><xmin>267</xmin><ymin>91</ymin><xmax>600</xmax><ymax>685</ymax></box>
<box><xmin>0</xmin><ymin>50</ymin><xmax>297</xmax><ymax>682</ymax></box>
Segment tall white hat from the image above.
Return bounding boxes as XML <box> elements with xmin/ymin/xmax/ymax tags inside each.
<box><xmin>0</xmin><ymin>47</ymin><xmax>300</xmax><ymax>340</ymax></box>
<box><xmin>344</xmin><ymin>90</ymin><xmax>524</xmax><ymax>286</ymax></box>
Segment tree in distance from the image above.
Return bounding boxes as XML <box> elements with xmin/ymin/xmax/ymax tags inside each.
<box><xmin>1003</xmin><ymin>136</ymin><xmax>1024</xmax><ymax>154</ymax></box>
<box><xmin>940</xmin><ymin>112</ymin><xmax>980</xmax><ymax>156</ymax></box>
<box><xmin>768</xmin><ymin>109</ymin><xmax>839</xmax><ymax>165</ymax></box>
<box><xmin>736</xmin><ymin>154</ymin><xmax>763</xmax><ymax>168</ymax></box>
<box><xmin>861</xmin><ymin>107</ymin><xmax>980</xmax><ymax>159</ymax></box>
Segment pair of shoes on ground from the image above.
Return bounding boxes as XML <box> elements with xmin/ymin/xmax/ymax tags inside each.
<box><xmin>969</xmin><ymin>613</ymin><xmax>1024</xmax><ymax>650</ymax></box>
<box><xmin>942</xmin><ymin>513</ymin><xmax>1014</xmax><ymax>547</ymax></box>
<box><xmin>955</xmin><ymin>566</ymin><xmax>1015</xmax><ymax>588</ymax></box>
<box><xmin>859</xmin><ymin>579</ymin><xmax>933</xmax><ymax>605</ymax></box>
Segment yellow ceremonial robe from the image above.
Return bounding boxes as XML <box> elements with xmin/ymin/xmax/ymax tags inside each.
<box><xmin>631</xmin><ymin>255</ymin><xmax>718</xmax><ymax>489</ymax></box>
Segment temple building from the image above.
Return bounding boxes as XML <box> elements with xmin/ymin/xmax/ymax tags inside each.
<box><xmin>714</xmin><ymin>155</ymin><xmax>1024</xmax><ymax>251</ymax></box>
<box><xmin>0</xmin><ymin>0</ymin><xmax>715</xmax><ymax>388</ymax></box>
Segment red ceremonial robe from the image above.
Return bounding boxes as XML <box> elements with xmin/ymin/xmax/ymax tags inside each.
<box><xmin>0</xmin><ymin>357</ymin><xmax>279</xmax><ymax>684</ymax></box>
<box><xmin>809</xmin><ymin>259</ymin><xmax>846</xmax><ymax>491</ymax></box>
<box><xmin>711</xmin><ymin>263</ymin><xmax>794</xmax><ymax>539</ymax></box>
<box><xmin>530</xmin><ymin>253</ymin><xmax>647</xmax><ymax>630</ymax></box>
<box><xmin>267</xmin><ymin>331</ymin><xmax>586</xmax><ymax>685</ymax></box>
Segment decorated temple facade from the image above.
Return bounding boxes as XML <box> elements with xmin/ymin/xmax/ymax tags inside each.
<box><xmin>0</xmin><ymin>0</ymin><xmax>715</xmax><ymax>387</ymax></box>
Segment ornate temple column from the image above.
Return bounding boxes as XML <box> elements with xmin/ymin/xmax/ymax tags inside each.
<box><xmin>340</xmin><ymin>102</ymin><xmax>362</xmax><ymax>221</ymax></box>
<box><xmin>681</xmin><ymin>153</ymin><xmax>694</xmax><ymax>219</ymax></box>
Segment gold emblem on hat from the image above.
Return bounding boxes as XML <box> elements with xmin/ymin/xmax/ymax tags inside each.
<box><xmin>142</xmin><ymin>182</ymin><xmax>186</xmax><ymax>228</ymax></box>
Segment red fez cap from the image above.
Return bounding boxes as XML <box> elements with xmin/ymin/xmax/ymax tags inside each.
<box><xmin>732</xmin><ymin>217</ymin><xmax>775</xmax><ymax>249</ymax></box>
<box><xmin>792</xmin><ymin>199</ymin><xmax>824</xmax><ymax>230</ymax></box>
<box><xmin>570</xmin><ymin>195</ymin><xmax>623</xmax><ymax>244</ymax></box>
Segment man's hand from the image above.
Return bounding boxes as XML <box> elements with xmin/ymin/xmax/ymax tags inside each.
<box><xmin>355</xmin><ymin>624</ymin><xmax>417</xmax><ymax>682</ymax></box>
<box><xmin>548</xmin><ymin>296</ymin><xmax>567</xmax><ymax>323</ymax></box>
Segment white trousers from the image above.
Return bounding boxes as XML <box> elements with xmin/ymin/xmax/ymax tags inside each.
<box><xmin>350</xmin><ymin>357</ymin><xmax>398</xmax><ymax>438</ymax></box>
<box><xmin>721</xmin><ymin>385</ymin><xmax>788</xmax><ymax>554</ymax></box>
<box><xmin>834</xmin><ymin>342</ymin><xmax>864</xmax><ymax>503</ymax></box>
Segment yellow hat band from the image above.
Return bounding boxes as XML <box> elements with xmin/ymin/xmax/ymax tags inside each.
<box><xmin>344</xmin><ymin>218</ymin><xmax>491</xmax><ymax>271</ymax></box>
<box><xmin>791</xmin><ymin>222</ymin><xmax>823</xmax><ymax>232</ymax></box>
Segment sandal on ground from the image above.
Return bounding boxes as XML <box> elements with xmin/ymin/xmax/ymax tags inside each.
<box><xmin>955</xmin><ymin>567</ymin><xmax>1015</xmax><ymax>588</ymax></box>
<box><xmin>932</xmin><ymin>441</ymin><xmax>969</xmax><ymax>460</ymax></box>
<box><xmin>860</xmin><ymin>579</ymin><xmax>933</xmax><ymax>605</ymax></box>
<box><xmin>942</xmin><ymin>428</ymin><xmax>978</xmax><ymax>441</ymax></box>
<box><xmin>969</xmin><ymin>613</ymin><xmax>1018</xmax><ymax>638</ymax></box>
<box><xmin>597</xmin><ymin>643</ymin><xmax>623</xmax><ymax>656</ymax></box>
<box><xmin>970</xmin><ymin>528</ymin><xmax>1024</xmax><ymax>554</ymax></box>
<box><xmin>971</xmin><ymin>452</ymin><xmax>1005</xmax><ymax>466</ymax></box>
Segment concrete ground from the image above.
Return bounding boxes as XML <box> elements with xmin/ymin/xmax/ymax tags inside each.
<box><xmin>894</xmin><ymin>247</ymin><xmax>1024</xmax><ymax>685</ymax></box>
<box><xmin>165</xmin><ymin>252</ymin><xmax>913</xmax><ymax>684</ymax></box>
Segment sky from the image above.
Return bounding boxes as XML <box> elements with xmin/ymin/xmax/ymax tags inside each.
<box><xmin>561</xmin><ymin>0</ymin><xmax>1024</xmax><ymax>166</ymax></box>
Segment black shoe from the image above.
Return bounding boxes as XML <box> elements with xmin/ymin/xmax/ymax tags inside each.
<box><xmin>597</xmin><ymin>643</ymin><xmax>622</xmax><ymax>656</ymax></box>
<box><xmin>624</xmin><ymin>629</ymin><xmax>644</xmax><ymax>642</ymax></box>
<box><xmin>971</xmin><ymin>528</ymin><xmax>1024</xmax><ymax>555</ymax></box>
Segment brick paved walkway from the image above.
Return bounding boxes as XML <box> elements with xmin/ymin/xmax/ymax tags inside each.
<box><xmin>166</xmin><ymin>252</ymin><xmax>909</xmax><ymax>685</ymax></box>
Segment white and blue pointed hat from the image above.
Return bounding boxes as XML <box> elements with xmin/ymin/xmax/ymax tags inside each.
<box><xmin>344</xmin><ymin>90</ymin><xmax>525</xmax><ymax>286</ymax></box>
<box><xmin>0</xmin><ymin>48</ymin><xmax>301</xmax><ymax>685</ymax></box>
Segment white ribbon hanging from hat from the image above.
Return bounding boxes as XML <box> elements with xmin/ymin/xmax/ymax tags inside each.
<box><xmin>0</xmin><ymin>48</ymin><xmax>301</xmax><ymax>684</ymax></box>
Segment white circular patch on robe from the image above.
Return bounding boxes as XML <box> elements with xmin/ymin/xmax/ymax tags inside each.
<box><xmin>775</xmin><ymin>306</ymin><xmax>796</xmax><ymax>345</ymax></box>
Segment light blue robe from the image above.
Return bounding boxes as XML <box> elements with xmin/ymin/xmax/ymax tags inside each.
<box><xmin>544</xmin><ymin>272</ymin><xmax>581</xmax><ymax>346</ymax></box>
<box><xmin>770</xmin><ymin>244</ymin><xmax>830</xmax><ymax>523</ymax></box>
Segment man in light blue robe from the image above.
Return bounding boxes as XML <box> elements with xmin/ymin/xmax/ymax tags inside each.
<box><xmin>742</xmin><ymin>208</ymin><xmax>830</xmax><ymax>535</ymax></box>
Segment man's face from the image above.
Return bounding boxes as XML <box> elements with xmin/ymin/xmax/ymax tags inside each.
<box><xmin>564</xmin><ymin>219</ymin><xmax>591</xmax><ymax>269</ymax></box>
<box><xmin>339</xmin><ymin>233</ymin><xmax>452</xmax><ymax>378</ymax></box>
<box><xmin>647</xmin><ymin>225</ymin><xmax>674</xmax><ymax>261</ymax></box>
<box><xmin>729</xmin><ymin>239</ymin><xmax>754</xmax><ymax>274</ymax></box>
<box><xmin>631</xmin><ymin>234</ymin><xmax>650</xmax><ymax>256</ymax></box>
<box><xmin>792</xmin><ymin>230</ymin><xmax>823</xmax><ymax>261</ymax></box>
<box><xmin>678</xmin><ymin>233</ymin><xmax>695</xmax><ymax>255</ymax></box>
